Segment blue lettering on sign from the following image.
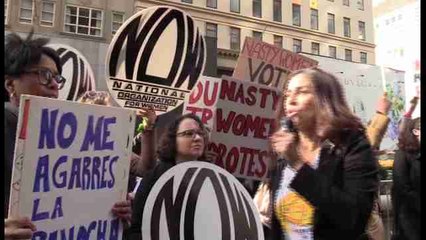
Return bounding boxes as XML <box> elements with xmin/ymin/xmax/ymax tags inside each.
<box><xmin>38</xmin><ymin>109</ymin><xmax>58</xmax><ymax>149</ymax></box>
<box><xmin>68</xmin><ymin>158</ymin><xmax>82</xmax><ymax>190</ymax></box>
<box><xmin>107</xmin><ymin>156</ymin><xmax>118</xmax><ymax>188</ymax></box>
<box><xmin>31</xmin><ymin>198</ymin><xmax>49</xmax><ymax>221</ymax></box>
<box><xmin>91</xmin><ymin>156</ymin><xmax>101</xmax><ymax>190</ymax></box>
<box><xmin>52</xmin><ymin>156</ymin><xmax>67</xmax><ymax>189</ymax></box>
<box><xmin>38</xmin><ymin>109</ymin><xmax>78</xmax><ymax>150</ymax></box>
<box><xmin>56</xmin><ymin>112</ymin><xmax>77</xmax><ymax>149</ymax></box>
<box><xmin>80</xmin><ymin>116</ymin><xmax>116</xmax><ymax>152</ymax></box>
<box><xmin>102</xmin><ymin>117</ymin><xmax>116</xmax><ymax>150</ymax></box>
<box><xmin>34</xmin><ymin>155</ymin><xmax>50</xmax><ymax>192</ymax></box>
<box><xmin>31</xmin><ymin>218</ymin><xmax>119</xmax><ymax>240</ymax></box>
<box><xmin>34</xmin><ymin>155</ymin><xmax>119</xmax><ymax>192</ymax></box>
<box><xmin>31</xmin><ymin>196</ymin><xmax>63</xmax><ymax>222</ymax></box>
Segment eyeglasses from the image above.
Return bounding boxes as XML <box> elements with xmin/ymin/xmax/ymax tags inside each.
<box><xmin>22</xmin><ymin>69</ymin><xmax>66</xmax><ymax>90</ymax></box>
<box><xmin>176</xmin><ymin>129</ymin><xmax>206</xmax><ymax>139</ymax></box>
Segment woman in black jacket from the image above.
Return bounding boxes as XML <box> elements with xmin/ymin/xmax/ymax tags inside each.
<box><xmin>127</xmin><ymin>113</ymin><xmax>208</xmax><ymax>239</ymax></box>
<box><xmin>269</xmin><ymin>68</ymin><xmax>379</xmax><ymax>240</ymax></box>
<box><xmin>392</xmin><ymin>117</ymin><xmax>420</xmax><ymax>240</ymax></box>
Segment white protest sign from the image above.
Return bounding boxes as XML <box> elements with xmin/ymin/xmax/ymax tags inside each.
<box><xmin>142</xmin><ymin>161</ymin><xmax>264</xmax><ymax>239</ymax></box>
<box><xmin>48</xmin><ymin>44</ymin><xmax>96</xmax><ymax>101</ymax></box>
<box><xmin>233</xmin><ymin>37</ymin><xmax>318</xmax><ymax>90</ymax></box>
<box><xmin>106</xmin><ymin>6</ymin><xmax>206</xmax><ymax>115</ymax></box>
<box><xmin>183</xmin><ymin>76</ymin><xmax>281</xmax><ymax>180</ymax></box>
<box><xmin>9</xmin><ymin>95</ymin><xmax>135</xmax><ymax>240</ymax></box>
<box><xmin>303</xmin><ymin>54</ymin><xmax>405</xmax><ymax>150</ymax></box>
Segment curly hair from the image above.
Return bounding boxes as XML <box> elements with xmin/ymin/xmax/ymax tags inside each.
<box><xmin>5</xmin><ymin>31</ymin><xmax>62</xmax><ymax>76</ymax></box>
<box><xmin>398</xmin><ymin>117</ymin><xmax>420</xmax><ymax>152</ymax></box>
<box><xmin>78</xmin><ymin>91</ymin><xmax>113</xmax><ymax>106</ymax></box>
<box><xmin>157</xmin><ymin>113</ymin><xmax>207</xmax><ymax>163</ymax></box>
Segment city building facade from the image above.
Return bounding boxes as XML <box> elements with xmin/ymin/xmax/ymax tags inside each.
<box><xmin>135</xmin><ymin>0</ymin><xmax>376</xmax><ymax>76</ymax></box>
<box><xmin>5</xmin><ymin>0</ymin><xmax>377</xmax><ymax>86</ymax></box>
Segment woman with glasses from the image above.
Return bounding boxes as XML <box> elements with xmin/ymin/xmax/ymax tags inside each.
<box><xmin>392</xmin><ymin>117</ymin><xmax>420</xmax><ymax>240</ymax></box>
<box><xmin>127</xmin><ymin>113</ymin><xmax>208</xmax><ymax>239</ymax></box>
<box><xmin>3</xmin><ymin>32</ymin><xmax>131</xmax><ymax>239</ymax></box>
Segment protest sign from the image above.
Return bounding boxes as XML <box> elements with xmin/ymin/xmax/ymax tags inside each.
<box><xmin>9</xmin><ymin>95</ymin><xmax>135</xmax><ymax>240</ymax></box>
<box><xmin>142</xmin><ymin>161</ymin><xmax>264</xmax><ymax>240</ymax></box>
<box><xmin>233</xmin><ymin>37</ymin><xmax>318</xmax><ymax>90</ymax></box>
<box><xmin>304</xmin><ymin>54</ymin><xmax>405</xmax><ymax>150</ymax></box>
<box><xmin>184</xmin><ymin>76</ymin><xmax>281</xmax><ymax>180</ymax></box>
<box><xmin>106</xmin><ymin>6</ymin><xmax>206</xmax><ymax>115</ymax></box>
<box><xmin>48</xmin><ymin>44</ymin><xmax>96</xmax><ymax>101</ymax></box>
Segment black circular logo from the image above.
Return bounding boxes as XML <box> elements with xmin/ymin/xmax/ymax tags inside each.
<box><xmin>106</xmin><ymin>6</ymin><xmax>206</xmax><ymax>115</ymax></box>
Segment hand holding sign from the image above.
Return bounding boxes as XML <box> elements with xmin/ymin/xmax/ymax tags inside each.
<box><xmin>5</xmin><ymin>216</ymin><xmax>36</xmax><ymax>240</ymax></box>
<box><xmin>111</xmin><ymin>193</ymin><xmax>133</xmax><ymax>227</ymax></box>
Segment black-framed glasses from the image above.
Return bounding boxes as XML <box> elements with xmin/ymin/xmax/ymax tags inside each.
<box><xmin>22</xmin><ymin>69</ymin><xmax>66</xmax><ymax>89</ymax></box>
<box><xmin>176</xmin><ymin>129</ymin><xmax>206</xmax><ymax>139</ymax></box>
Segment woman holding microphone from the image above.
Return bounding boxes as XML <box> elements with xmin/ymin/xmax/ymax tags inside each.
<box><xmin>269</xmin><ymin>68</ymin><xmax>379</xmax><ymax>240</ymax></box>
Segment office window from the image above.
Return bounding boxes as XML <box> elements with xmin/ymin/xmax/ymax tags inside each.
<box><xmin>357</xmin><ymin>0</ymin><xmax>364</xmax><ymax>10</ymax></box>
<box><xmin>253</xmin><ymin>31</ymin><xmax>263</xmax><ymax>41</ymax></box>
<box><xmin>19</xmin><ymin>0</ymin><xmax>34</xmax><ymax>24</ymax></box>
<box><xmin>253</xmin><ymin>0</ymin><xmax>262</xmax><ymax>18</ymax></box>
<box><xmin>345</xmin><ymin>49</ymin><xmax>352</xmax><ymax>61</ymax></box>
<box><xmin>40</xmin><ymin>1</ymin><xmax>55</xmax><ymax>27</ymax></box>
<box><xmin>311</xmin><ymin>9</ymin><xmax>318</xmax><ymax>30</ymax></box>
<box><xmin>64</xmin><ymin>6</ymin><xmax>103</xmax><ymax>37</ymax></box>
<box><xmin>112</xmin><ymin>12</ymin><xmax>124</xmax><ymax>35</ymax></box>
<box><xmin>329</xmin><ymin>46</ymin><xmax>337</xmax><ymax>58</ymax></box>
<box><xmin>311</xmin><ymin>42</ymin><xmax>320</xmax><ymax>55</ymax></box>
<box><xmin>273</xmin><ymin>0</ymin><xmax>282</xmax><ymax>22</ymax></box>
<box><xmin>230</xmin><ymin>27</ymin><xmax>240</xmax><ymax>50</ymax></box>
<box><xmin>205</xmin><ymin>23</ymin><xmax>217</xmax><ymax>38</ymax></box>
<box><xmin>293</xmin><ymin>39</ymin><xmax>302</xmax><ymax>53</ymax></box>
<box><xmin>207</xmin><ymin>0</ymin><xmax>217</xmax><ymax>8</ymax></box>
<box><xmin>358</xmin><ymin>21</ymin><xmax>366</xmax><ymax>40</ymax></box>
<box><xmin>182</xmin><ymin>0</ymin><xmax>192</xmax><ymax>3</ymax></box>
<box><xmin>230</xmin><ymin>0</ymin><xmax>240</xmax><ymax>13</ymax></box>
<box><xmin>343</xmin><ymin>17</ymin><xmax>351</xmax><ymax>37</ymax></box>
<box><xmin>343</xmin><ymin>0</ymin><xmax>349</xmax><ymax>6</ymax></box>
<box><xmin>328</xmin><ymin>13</ymin><xmax>335</xmax><ymax>34</ymax></box>
<box><xmin>292</xmin><ymin>4</ymin><xmax>301</xmax><ymax>26</ymax></box>
<box><xmin>360</xmin><ymin>52</ymin><xmax>367</xmax><ymax>63</ymax></box>
<box><xmin>5</xmin><ymin>0</ymin><xmax>9</xmax><ymax>23</ymax></box>
<box><xmin>274</xmin><ymin>35</ymin><xmax>283</xmax><ymax>48</ymax></box>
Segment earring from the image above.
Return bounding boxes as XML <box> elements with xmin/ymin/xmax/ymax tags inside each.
<box><xmin>10</xmin><ymin>92</ymin><xmax>16</xmax><ymax>98</ymax></box>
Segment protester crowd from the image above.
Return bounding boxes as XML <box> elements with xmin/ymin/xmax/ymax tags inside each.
<box><xmin>4</xmin><ymin>32</ymin><xmax>420</xmax><ymax>240</ymax></box>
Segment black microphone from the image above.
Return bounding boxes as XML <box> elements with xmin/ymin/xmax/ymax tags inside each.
<box><xmin>280</xmin><ymin>117</ymin><xmax>297</xmax><ymax>133</ymax></box>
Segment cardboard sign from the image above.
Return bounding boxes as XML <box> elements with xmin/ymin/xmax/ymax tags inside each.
<box><xmin>233</xmin><ymin>37</ymin><xmax>317</xmax><ymax>90</ymax></box>
<box><xmin>105</xmin><ymin>6</ymin><xmax>206</xmax><ymax>115</ymax></box>
<box><xmin>48</xmin><ymin>44</ymin><xmax>96</xmax><ymax>101</ymax></box>
<box><xmin>9</xmin><ymin>95</ymin><xmax>135</xmax><ymax>240</ymax></box>
<box><xmin>142</xmin><ymin>161</ymin><xmax>264</xmax><ymax>239</ymax></box>
<box><xmin>304</xmin><ymin>54</ymin><xmax>406</xmax><ymax>150</ymax></box>
<box><xmin>184</xmin><ymin>76</ymin><xmax>281</xmax><ymax>180</ymax></box>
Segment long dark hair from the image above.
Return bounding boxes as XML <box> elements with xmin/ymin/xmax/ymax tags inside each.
<box><xmin>398</xmin><ymin>117</ymin><xmax>420</xmax><ymax>152</ymax></box>
<box><xmin>157</xmin><ymin>113</ymin><xmax>207</xmax><ymax>163</ymax></box>
<box><xmin>282</xmin><ymin>67</ymin><xmax>365</xmax><ymax>144</ymax></box>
